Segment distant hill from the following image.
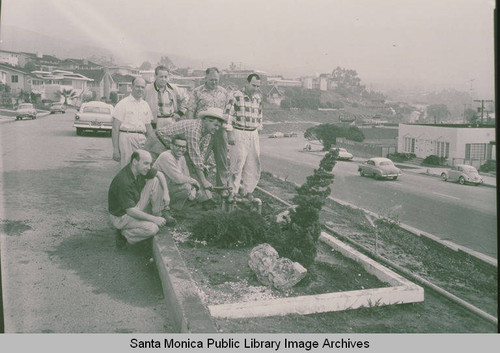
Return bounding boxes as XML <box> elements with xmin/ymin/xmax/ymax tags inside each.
<box><xmin>0</xmin><ymin>26</ymin><xmax>227</xmax><ymax>70</ymax></box>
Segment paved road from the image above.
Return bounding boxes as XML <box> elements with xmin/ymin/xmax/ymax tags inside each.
<box><xmin>0</xmin><ymin>111</ymin><xmax>175</xmax><ymax>332</ymax></box>
<box><xmin>260</xmin><ymin>136</ymin><xmax>497</xmax><ymax>258</ymax></box>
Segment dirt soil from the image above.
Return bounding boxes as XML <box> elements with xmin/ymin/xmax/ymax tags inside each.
<box><xmin>168</xmin><ymin>172</ymin><xmax>497</xmax><ymax>333</ymax></box>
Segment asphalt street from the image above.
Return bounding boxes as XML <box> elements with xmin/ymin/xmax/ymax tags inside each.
<box><xmin>260</xmin><ymin>136</ymin><xmax>497</xmax><ymax>258</ymax></box>
<box><xmin>0</xmin><ymin>111</ymin><xmax>175</xmax><ymax>332</ymax></box>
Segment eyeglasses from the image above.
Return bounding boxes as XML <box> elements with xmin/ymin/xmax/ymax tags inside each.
<box><xmin>173</xmin><ymin>144</ymin><xmax>187</xmax><ymax>149</ymax></box>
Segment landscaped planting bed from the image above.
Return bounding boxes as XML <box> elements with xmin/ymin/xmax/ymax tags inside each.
<box><xmin>161</xmin><ymin>171</ymin><xmax>497</xmax><ymax>332</ymax></box>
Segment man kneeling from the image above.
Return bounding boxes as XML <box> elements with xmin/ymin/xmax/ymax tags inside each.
<box><xmin>153</xmin><ymin>136</ymin><xmax>201</xmax><ymax>216</ymax></box>
<box><xmin>108</xmin><ymin>149</ymin><xmax>176</xmax><ymax>247</ymax></box>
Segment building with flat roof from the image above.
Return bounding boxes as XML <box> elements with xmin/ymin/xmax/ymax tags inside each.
<box><xmin>398</xmin><ymin>123</ymin><xmax>495</xmax><ymax>168</ymax></box>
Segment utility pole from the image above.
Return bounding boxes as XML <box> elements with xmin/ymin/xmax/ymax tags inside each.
<box><xmin>473</xmin><ymin>99</ymin><xmax>494</xmax><ymax>124</ymax></box>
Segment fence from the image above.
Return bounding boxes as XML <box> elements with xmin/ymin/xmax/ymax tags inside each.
<box><xmin>336</xmin><ymin>138</ymin><xmax>397</xmax><ymax>158</ymax></box>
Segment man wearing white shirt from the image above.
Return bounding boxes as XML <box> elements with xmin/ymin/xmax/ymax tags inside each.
<box><xmin>112</xmin><ymin>77</ymin><xmax>154</xmax><ymax>168</ymax></box>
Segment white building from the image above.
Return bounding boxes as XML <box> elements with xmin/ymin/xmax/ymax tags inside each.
<box><xmin>398</xmin><ymin>123</ymin><xmax>495</xmax><ymax>167</ymax></box>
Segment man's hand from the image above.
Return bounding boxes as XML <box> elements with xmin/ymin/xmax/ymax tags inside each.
<box><xmin>190</xmin><ymin>178</ymin><xmax>200</xmax><ymax>190</ymax></box>
<box><xmin>153</xmin><ymin>216</ymin><xmax>166</xmax><ymax>227</ymax></box>
<box><xmin>202</xmin><ymin>180</ymin><xmax>213</xmax><ymax>191</ymax></box>
<box><xmin>112</xmin><ymin>151</ymin><xmax>120</xmax><ymax>162</ymax></box>
<box><xmin>173</xmin><ymin>113</ymin><xmax>181</xmax><ymax>121</ymax></box>
<box><xmin>163</xmin><ymin>195</ymin><xmax>170</xmax><ymax>207</ymax></box>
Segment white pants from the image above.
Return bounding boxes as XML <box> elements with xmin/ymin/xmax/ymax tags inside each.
<box><xmin>119</xmin><ymin>132</ymin><xmax>147</xmax><ymax>168</ymax></box>
<box><xmin>228</xmin><ymin>129</ymin><xmax>261</xmax><ymax>195</ymax></box>
<box><xmin>110</xmin><ymin>177</ymin><xmax>164</xmax><ymax>244</ymax></box>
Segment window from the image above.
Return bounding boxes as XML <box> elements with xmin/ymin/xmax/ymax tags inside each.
<box><xmin>435</xmin><ymin>141</ymin><xmax>449</xmax><ymax>158</ymax></box>
<box><xmin>465</xmin><ymin>143</ymin><xmax>487</xmax><ymax>159</ymax></box>
<box><xmin>404</xmin><ymin>137</ymin><xmax>415</xmax><ymax>153</ymax></box>
<box><xmin>11</xmin><ymin>75</ymin><xmax>18</xmax><ymax>83</ymax></box>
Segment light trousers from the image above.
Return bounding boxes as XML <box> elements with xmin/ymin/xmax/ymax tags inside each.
<box><xmin>228</xmin><ymin>129</ymin><xmax>261</xmax><ymax>195</ymax></box>
<box><xmin>110</xmin><ymin>177</ymin><xmax>165</xmax><ymax>244</ymax></box>
<box><xmin>119</xmin><ymin>132</ymin><xmax>147</xmax><ymax>168</ymax></box>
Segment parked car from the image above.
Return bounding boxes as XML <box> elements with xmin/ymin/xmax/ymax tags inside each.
<box><xmin>358</xmin><ymin>157</ymin><xmax>402</xmax><ymax>180</ymax></box>
<box><xmin>331</xmin><ymin>147</ymin><xmax>353</xmax><ymax>161</ymax></box>
<box><xmin>74</xmin><ymin>101</ymin><xmax>114</xmax><ymax>136</ymax></box>
<box><xmin>440</xmin><ymin>164</ymin><xmax>483</xmax><ymax>186</ymax></box>
<box><xmin>284</xmin><ymin>131</ymin><xmax>298</xmax><ymax>137</ymax></box>
<box><xmin>50</xmin><ymin>103</ymin><xmax>66</xmax><ymax>114</ymax></box>
<box><xmin>269</xmin><ymin>132</ymin><xmax>284</xmax><ymax>138</ymax></box>
<box><xmin>16</xmin><ymin>103</ymin><xmax>37</xmax><ymax>120</ymax></box>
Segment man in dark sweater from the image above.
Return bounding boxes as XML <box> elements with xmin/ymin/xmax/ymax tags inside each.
<box><xmin>108</xmin><ymin>149</ymin><xmax>175</xmax><ymax>247</ymax></box>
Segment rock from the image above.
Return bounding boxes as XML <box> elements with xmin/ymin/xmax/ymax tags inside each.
<box><xmin>248</xmin><ymin>243</ymin><xmax>307</xmax><ymax>290</ymax></box>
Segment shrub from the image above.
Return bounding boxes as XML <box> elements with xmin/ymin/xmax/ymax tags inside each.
<box><xmin>266</xmin><ymin>150</ymin><xmax>336</xmax><ymax>269</ymax></box>
<box><xmin>387</xmin><ymin>152</ymin><xmax>416</xmax><ymax>162</ymax></box>
<box><xmin>191</xmin><ymin>209</ymin><xmax>266</xmax><ymax>248</ymax></box>
<box><xmin>422</xmin><ymin>155</ymin><xmax>446</xmax><ymax>166</ymax></box>
<box><xmin>479</xmin><ymin>160</ymin><xmax>496</xmax><ymax>173</ymax></box>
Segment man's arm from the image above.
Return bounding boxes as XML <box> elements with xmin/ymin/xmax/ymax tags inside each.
<box><xmin>145</xmin><ymin>123</ymin><xmax>154</xmax><ymax>139</ymax></box>
<box><xmin>224</xmin><ymin>94</ymin><xmax>236</xmax><ymax>145</ymax></box>
<box><xmin>125</xmin><ymin>207</ymin><xmax>166</xmax><ymax>227</ymax></box>
<box><xmin>154</xmin><ymin>171</ymin><xmax>170</xmax><ymax>208</ymax></box>
<box><xmin>112</xmin><ymin>118</ymin><xmax>121</xmax><ymax>161</ymax></box>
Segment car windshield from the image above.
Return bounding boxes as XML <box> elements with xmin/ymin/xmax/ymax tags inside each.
<box><xmin>82</xmin><ymin>106</ymin><xmax>111</xmax><ymax>114</ymax></box>
<box><xmin>19</xmin><ymin>104</ymin><xmax>33</xmax><ymax>109</ymax></box>
<box><xmin>379</xmin><ymin>161</ymin><xmax>393</xmax><ymax>166</ymax></box>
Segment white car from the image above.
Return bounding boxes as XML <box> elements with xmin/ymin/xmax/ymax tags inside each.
<box><xmin>358</xmin><ymin>157</ymin><xmax>402</xmax><ymax>180</ymax></box>
<box><xmin>16</xmin><ymin>103</ymin><xmax>37</xmax><ymax>120</ymax></box>
<box><xmin>440</xmin><ymin>165</ymin><xmax>483</xmax><ymax>186</ymax></box>
<box><xmin>331</xmin><ymin>147</ymin><xmax>353</xmax><ymax>160</ymax></box>
<box><xmin>74</xmin><ymin>101</ymin><xmax>114</xmax><ymax>136</ymax></box>
<box><xmin>269</xmin><ymin>132</ymin><xmax>284</xmax><ymax>138</ymax></box>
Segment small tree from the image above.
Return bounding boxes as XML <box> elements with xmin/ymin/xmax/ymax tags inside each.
<box><xmin>109</xmin><ymin>91</ymin><xmax>118</xmax><ymax>105</ymax></box>
<box><xmin>267</xmin><ymin>150</ymin><xmax>338</xmax><ymax>268</ymax></box>
<box><xmin>58</xmin><ymin>88</ymin><xmax>78</xmax><ymax>105</ymax></box>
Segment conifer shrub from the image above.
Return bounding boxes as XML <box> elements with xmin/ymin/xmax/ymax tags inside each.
<box><xmin>266</xmin><ymin>150</ymin><xmax>337</xmax><ymax>268</ymax></box>
<box><xmin>192</xmin><ymin>209</ymin><xmax>267</xmax><ymax>248</ymax></box>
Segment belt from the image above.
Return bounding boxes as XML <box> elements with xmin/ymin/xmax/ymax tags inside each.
<box><xmin>157</xmin><ymin>114</ymin><xmax>174</xmax><ymax>118</ymax></box>
<box><xmin>120</xmin><ymin>130</ymin><xmax>145</xmax><ymax>134</ymax></box>
<box><xmin>233</xmin><ymin>126</ymin><xmax>257</xmax><ymax>132</ymax></box>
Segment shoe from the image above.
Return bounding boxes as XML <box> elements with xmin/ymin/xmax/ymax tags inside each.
<box><xmin>115</xmin><ymin>229</ymin><xmax>127</xmax><ymax>249</ymax></box>
<box><xmin>161</xmin><ymin>209</ymin><xmax>177</xmax><ymax>226</ymax></box>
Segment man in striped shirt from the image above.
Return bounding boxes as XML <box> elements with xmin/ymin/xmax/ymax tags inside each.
<box><xmin>225</xmin><ymin>73</ymin><xmax>263</xmax><ymax>201</ymax></box>
<box><xmin>192</xmin><ymin>67</ymin><xmax>231</xmax><ymax>189</ymax></box>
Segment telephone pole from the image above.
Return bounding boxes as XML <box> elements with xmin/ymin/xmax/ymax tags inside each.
<box><xmin>473</xmin><ymin>99</ymin><xmax>494</xmax><ymax>124</ymax></box>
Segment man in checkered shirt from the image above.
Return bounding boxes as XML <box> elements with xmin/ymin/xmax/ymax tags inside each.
<box><xmin>156</xmin><ymin>108</ymin><xmax>226</xmax><ymax>207</ymax></box>
<box><xmin>225</xmin><ymin>73</ymin><xmax>263</xmax><ymax>201</ymax></box>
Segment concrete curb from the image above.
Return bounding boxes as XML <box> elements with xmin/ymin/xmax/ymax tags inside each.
<box><xmin>152</xmin><ymin>230</ymin><xmax>218</xmax><ymax>333</ymax></box>
<box><xmin>267</xmin><ymin>172</ymin><xmax>497</xmax><ymax>268</ymax></box>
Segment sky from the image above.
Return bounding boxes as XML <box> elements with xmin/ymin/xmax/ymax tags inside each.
<box><xmin>0</xmin><ymin>0</ymin><xmax>495</xmax><ymax>96</ymax></box>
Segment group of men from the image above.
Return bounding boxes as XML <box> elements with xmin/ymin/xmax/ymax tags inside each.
<box><xmin>108</xmin><ymin>66</ymin><xmax>263</xmax><ymax>247</ymax></box>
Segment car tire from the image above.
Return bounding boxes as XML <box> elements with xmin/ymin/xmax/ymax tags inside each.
<box><xmin>392</xmin><ymin>176</ymin><xmax>398</xmax><ymax>180</ymax></box>
<box><xmin>33</xmin><ymin>116</ymin><xmax>36</xmax><ymax>119</ymax></box>
<box><xmin>458</xmin><ymin>176</ymin><xmax>465</xmax><ymax>185</ymax></box>
<box><xmin>374</xmin><ymin>174</ymin><xmax>381</xmax><ymax>180</ymax></box>
<box><xmin>76</xmin><ymin>128</ymin><xmax>83</xmax><ymax>136</ymax></box>
<box><xmin>359</xmin><ymin>170</ymin><xmax>365</xmax><ymax>176</ymax></box>
<box><xmin>440</xmin><ymin>173</ymin><xmax>448</xmax><ymax>181</ymax></box>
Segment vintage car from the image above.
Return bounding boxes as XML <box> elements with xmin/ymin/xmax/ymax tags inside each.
<box><xmin>440</xmin><ymin>164</ymin><xmax>483</xmax><ymax>186</ymax></box>
<box><xmin>74</xmin><ymin>101</ymin><xmax>114</xmax><ymax>136</ymax></box>
<box><xmin>268</xmin><ymin>132</ymin><xmax>284</xmax><ymax>138</ymax></box>
<box><xmin>50</xmin><ymin>103</ymin><xmax>66</xmax><ymax>114</ymax></box>
<box><xmin>358</xmin><ymin>157</ymin><xmax>402</xmax><ymax>180</ymax></box>
<box><xmin>331</xmin><ymin>147</ymin><xmax>354</xmax><ymax>161</ymax></box>
<box><xmin>16</xmin><ymin>103</ymin><xmax>37</xmax><ymax>120</ymax></box>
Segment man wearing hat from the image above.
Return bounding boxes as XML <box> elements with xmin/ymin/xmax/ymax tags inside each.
<box><xmin>156</xmin><ymin>107</ymin><xmax>226</xmax><ymax>207</ymax></box>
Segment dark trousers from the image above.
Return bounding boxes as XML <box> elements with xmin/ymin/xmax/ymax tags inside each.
<box><xmin>212</xmin><ymin>128</ymin><xmax>230</xmax><ymax>187</ymax></box>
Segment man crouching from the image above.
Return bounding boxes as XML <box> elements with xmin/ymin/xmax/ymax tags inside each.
<box><xmin>108</xmin><ymin>149</ymin><xmax>176</xmax><ymax>248</ymax></box>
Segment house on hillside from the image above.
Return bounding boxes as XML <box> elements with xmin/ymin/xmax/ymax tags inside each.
<box><xmin>0</xmin><ymin>49</ymin><xmax>22</xmax><ymax>66</ymax></box>
<box><xmin>0</xmin><ymin>63</ymin><xmax>35</xmax><ymax>95</ymax></box>
<box><xmin>59</xmin><ymin>58</ymin><xmax>102</xmax><ymax>71</ymax></box>
<box><xmin>29</xmin><ymin>69</ymin><xmax>93</xmax><ymax>102</ymax></box>
<box><xmin>74</xmin><ymin>69</ymin><xmax>114</xmax><ymax>100</ymax></box>
<box><xmin>111</xmin><ymin>73</ymin><xmax>135</xmax><ymax>100</ymax></box>
<box><xmin>19</xmin><ymin>52</ymin><xmax>61</xmax><ymax>71</ymax></box>
<box><xmin>265</xmin><ymin>85</ymin><xmax>285</xmax><ymax>106</ymax></box>
<box><xmin>398</xmin><ymin>123</ymin><xmax>496</xmax><ymax>167</ymax></box>
<box><xmin>107</xmin><ymin>66</ymin><xmax>140</xmax><ymax>76</ymax></box>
